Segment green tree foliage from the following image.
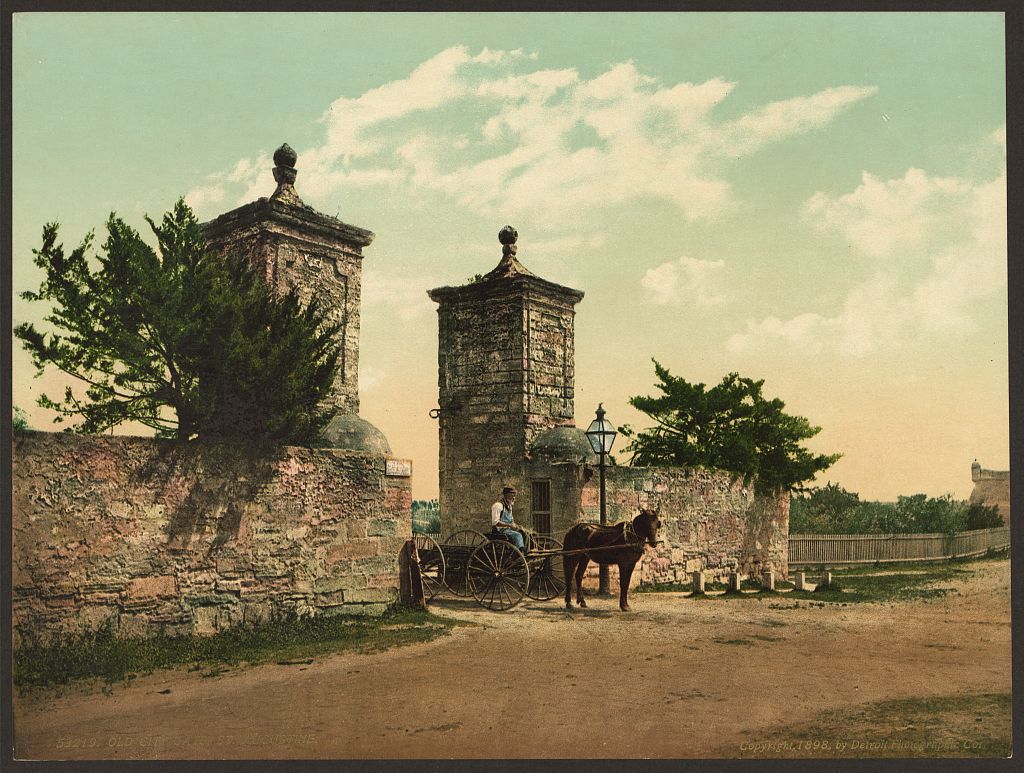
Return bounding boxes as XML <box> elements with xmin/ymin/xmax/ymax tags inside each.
<box><xmin>16</xmin><ymin>200</ymin><xmax>340</xmax><ymax>444</ymax></box>
<box><xmin>790</xmin><ymin>487</ymin><xmax>1001</xmax><ymax>535</ymax></box>
<box><xmin>789</xmin><ymin>483</ymin><xmax>861</xmax><ymax>533</ymax></box>
<box><xmin>196</xmin><ymin>256</ymin><xmax>341</xmax><ymax>443</ymax></box>
<box><xmin>964</xmin><ymin>501</ymin><xmax>1004</xmax><ymax>530</ymax></box>
<box><xmin>13</xmin><ymin>406</ymin><xmax>30</xmax><ymax>433</ymax></box>
<box><xmin>623</xmin><ymin>361</ymin><xmax>840</xmax><ymax>492</ymax></box>
<box><xmin>411</xmin><ymin>499</ymin><xmax>441</xmax><ymax>534</ymax></box>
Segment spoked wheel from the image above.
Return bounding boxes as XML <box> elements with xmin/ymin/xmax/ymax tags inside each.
<box><xmin>467</xmin><ymin>540</ymin><xmax>530</xmax><ymax>611</ymax></box>
<box><xmin>413</xmin><ymin>533</ymin><xmax>446</xmax><ymax>601</ymax></box>
<box><xmin>526</xmin><ymin>536</ymin><xmax>567</xmax><ymax>601</ymax></box>
<box><xmin>442</xmin><ymin>530</ymin><xmax>488</xmax><ymax>597</ymax></box>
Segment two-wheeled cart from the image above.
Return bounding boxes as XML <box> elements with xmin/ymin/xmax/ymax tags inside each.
<box><xmin>411</xmin><ymin>530</ymin><xmax>566</xmax><ymax>611</ymax></box>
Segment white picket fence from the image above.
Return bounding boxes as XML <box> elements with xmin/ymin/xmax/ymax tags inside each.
<box><xmin>788</xmin><ymin>526</ymin><xmax>1010</xmax><ymax>565</ymax></box>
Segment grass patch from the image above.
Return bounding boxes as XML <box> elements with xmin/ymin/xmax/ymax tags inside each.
<box><xmin>736</xmin><ymin>692</ymin><xmax>1011</xmax><ymax>758</ymax></box>
<box><xmin>637</xmin><ymin>581</ymin><xmax>692</xmax><ymax>593</ymax></box>
<box><xmin>795</xmin><ymin>565</ymin><xmax>968</xmax><ymax>604</ymax></box>
<box><xmin>801</xmin><ymin>550</ymin><xmax>1008</xmax><ymax>577</ymax></box>
<box><xmin>644</xmin><ymin>551</ymin><xmax>1006</xmax><ymax>603</ymax></box>
<box><xmin>692</xmin><ymin>563</ymin><xmax>974</xmax><ymax>605</ymax></box>
<box><xmin>14</xmin><ymin>606</ymin><xmax>455</xmax><ymax>690</ymax></box>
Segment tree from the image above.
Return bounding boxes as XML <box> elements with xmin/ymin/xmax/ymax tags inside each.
<box><xmin>895</xmin><ymin>494</ymin><xmax>964</xmax><ymax>535</ymax></box>
<box><xmin>195</xmin><ymin>256</ymin><xmax>342</xmax><ymax>443</ymax></box>
<box><xmin>16</xmin><ymin>199</ymin><xmax>341</xmax><ymax>444</ymax></box>
<box><xmin>790</xmin><ymin>488</ymin><xmax>997</xmax><ymax>535</ymax></box>
<box><xmin>790</xmin><ymin>483</ymin><xmax>860</xmax><ymax>533</ymax></box>
<box><xmin>623</xmin><ymin>361</ymin><xmax>840</xmax><ymax>492</ymax></box>
<box><xmin>13</xmin><ymin>406</ymin><xmax>30</xmax><ymax>433</ymax></box>
<box><xmin>412</xmin><ymin>499</ymin><xmax>441</xmax><ymax>534</ymax></box>
<box><xmin>965</xmin><ymin>501</ymin><xmax>1003</xmax><ymax>530</ymax></box>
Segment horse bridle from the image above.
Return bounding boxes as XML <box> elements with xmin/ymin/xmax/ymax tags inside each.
<box><xmin>623</xmin><ymin>522</ymin><xmax>647</xmax><ymax>556</ymax></box>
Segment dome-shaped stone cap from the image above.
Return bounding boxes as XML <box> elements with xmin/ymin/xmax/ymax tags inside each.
<box><xmin>315</xmin><ymin>413</ymin><xmax>392</xmax><ymax>455</ymax></box>
<box><xmin>530</xmin><ymin>426</ymin><xmax>598</xmax><ymax>464</ymax></box>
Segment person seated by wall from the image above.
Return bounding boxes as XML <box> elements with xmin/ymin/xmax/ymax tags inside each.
<box><xmin>491</xmin><ymin>485</ymin><xmax>527</xmax><ymax>553</ymax></box>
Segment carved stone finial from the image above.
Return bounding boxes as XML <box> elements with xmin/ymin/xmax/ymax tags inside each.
<box><xmin>272</xmin><ymin>143</ymin><xmax>298</xmax><ymax>187</ymax></box>
<box><xmin>274</xmin><ymin>143</ymin><xmax>297</xmax><ymax>168</ymax></box>
<box><xmin>499</xmin><ymin>225</ymin><xmax>518</xmax><ymax>257</ymax></box>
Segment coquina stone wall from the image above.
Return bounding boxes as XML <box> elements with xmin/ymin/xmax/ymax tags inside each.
<box><xmin>428</xmin><ymin>228</ymin><xmax>583</xmax><ymax>532</ymax></box>
<box><xmin>12</xmin><ymin>432</ymin><xmax>411</xmax><ymax>649</ymax></box>
<box><xmin>511</xmin><ymin>460</ymin><xmax>788</xmax><ymax>590</ymax></box>
<box><xmin>589</xmin><ymin>466</ymin><xmax>789</xmax><ymax>586</ymax></box>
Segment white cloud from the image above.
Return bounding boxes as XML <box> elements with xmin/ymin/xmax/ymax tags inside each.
<box><xmin>184</xmin><ymin>183</ymin><xmax>225</xmax><ymax>212</ymax></box>
<box><xmin>728</xmin><ymin>129</ymin><xmax>1006</xmax><ymax>356</ymax></box>
<box><xmin>727</xmin><ymin>312</ymin><xmax>831</xmax><ymax>355</ymax></box>
<box><xmin>642</xmin><ymin>255</ymin><xmax>727</xmax><ymax>307</ymax></box>
<box><xmin>183</xmin><ymin>152</ymin><xmax>271</xmax><ymax>219</ymax></box>
<box><xmin>187</xmin><ymin>47</ymin><xmax>876</xmax><ymax>224</ymax></box>
<box><xmin>803</xmin><ymin>168</ymin><xmax>974</xmax><ymax>258</ymax></box>
<box><xmin>716</xmin><ymin>86</ymin><xmax>879</xmax><ymax>158</ymax></box>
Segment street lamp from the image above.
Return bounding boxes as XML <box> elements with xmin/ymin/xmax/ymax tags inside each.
<box><xmin>585</xmin><ymin>403</ymin><xmax>617</xmax><ymax>597</ymax></box>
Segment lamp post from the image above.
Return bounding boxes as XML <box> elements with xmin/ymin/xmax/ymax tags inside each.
<box><xmin>585</xmin><ymin>403</ymin><xmax>617</xmax><ymax>597</ymax></box>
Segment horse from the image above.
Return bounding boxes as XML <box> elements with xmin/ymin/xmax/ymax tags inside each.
<box><xmin>562</xmin><ymin>508</ymin><xmax>661</xmax><ymax>611</ymax></box>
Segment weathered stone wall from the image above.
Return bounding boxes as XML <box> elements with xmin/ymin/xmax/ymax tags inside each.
<box><xmin>970</xmin><ymin>464</ymin><xmax>1010</xmax><ymax>523</ymax></box>
<box><xmin>430</xmin><ymin>258</ymin><xmax>583</xmax><ymax>533</ymax></box>
<box><xmin>595</xmin><ymin>466</ymin><xmax>788</xmax><ymax>582</ymax></box>
<box><xmin>520</xmin><ymin>458</ymin><xmax>592</xmax><ymax>535</ymax></box>
<box><xmin>526</xmin><ymin>462</ymin><xmax>788</xmax><ymax>588</ymax></box>
<box><xmin>523</xmin><ymin>296</ymin><xmax>577</xmax><ymax>442</ymax></box>
<box><xmin>12</xmin><ymin>432</ymin><xmax>411</xmax><ymax>648</ymax></box>
<box><xmin>433</xmin><ymin>286</ymin><xmax>528</xmax><ymax>531</ymax></box>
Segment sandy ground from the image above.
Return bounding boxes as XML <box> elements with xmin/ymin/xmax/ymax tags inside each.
<box><xmin>14</xmin><ymin>559</ymin><xmax>1011</xmax><ymax>760</ymax></box>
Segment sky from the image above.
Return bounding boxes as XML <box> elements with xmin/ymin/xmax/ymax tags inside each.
<box><xmin>11</xmin><ymin>12</ymin><xmax>1008</xmax><ymax>501</ymax></box>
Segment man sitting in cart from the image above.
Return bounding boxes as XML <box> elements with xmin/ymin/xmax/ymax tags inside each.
<box><xmin>491</xmin><ymin>486</ymin><xmax>527</xmax><ymax>553</ymax></box>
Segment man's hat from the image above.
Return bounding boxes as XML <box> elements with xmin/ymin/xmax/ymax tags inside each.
<box><xmin>502</xmin><ymin>486</ymin><xmax>517</xmax><ymax>495</ymax></box>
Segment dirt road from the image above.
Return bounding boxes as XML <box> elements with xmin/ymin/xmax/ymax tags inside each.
<box><xmin>14</xmin><ymin>559</ymin><xmax>1011</xmax><ymax>759</ymax></box>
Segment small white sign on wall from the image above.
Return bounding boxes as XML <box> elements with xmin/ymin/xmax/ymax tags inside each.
<box><xmin>386</xmin><ymin>459</ymin><xmax>412</xmax><ymax>477</ymax></box>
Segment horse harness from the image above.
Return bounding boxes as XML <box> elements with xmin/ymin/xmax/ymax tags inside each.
<box><xmin>554</xmin><ymin>521</ymin><xmax>647</xmax><ymax>559</ymax></box>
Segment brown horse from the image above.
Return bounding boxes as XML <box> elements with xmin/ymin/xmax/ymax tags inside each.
<box><xmin>562</xmin><ymin>508</ymin><xmax>661</xmax><ymax>611</ymax></box>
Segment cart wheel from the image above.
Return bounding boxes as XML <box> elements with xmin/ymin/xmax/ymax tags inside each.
<box><xmin>526</xmin><ymin>536</ymin><xmax>567</xmax><ymax>601</ymax></box>
<box><xmin>442</xmin><ymin>530</ymin><xmax>488</xmax><ymax>597</ymax></box>
<box><xmin>467</xmin><ymin>540</ymin><xmax>530</xmax><ymax>611</ymax></box>
<box><xmin>413</xmin><ymin>533</ymin><xmax>446</xmax><ymax>601</ymax></box>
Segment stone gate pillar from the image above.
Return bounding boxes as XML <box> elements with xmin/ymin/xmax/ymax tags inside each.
<box><xmin>428</xmin><ymin>227</ymin><xmax>584</xmax><ymax>532</ymax></box>
<box><xmin>202</xmin><ymin>143</ymin><xmax>374</xmax><ymax>417</ymax></box>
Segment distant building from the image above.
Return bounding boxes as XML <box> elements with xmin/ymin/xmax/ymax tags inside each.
<box><xmin>970</xmin><ymin>461</ymin><xmax>1010</xmax><ymax>523</ymax></box>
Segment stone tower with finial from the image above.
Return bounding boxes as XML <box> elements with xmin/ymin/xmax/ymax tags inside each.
<box><xmin>428</xmin><ymin>226</ymin><xmax>585</xmax><ymax>531</ymax></box>
<box><xmin>202</xmin><ymin>144</ymin><xmax>390</xmax><ymax>452</ymax></box>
